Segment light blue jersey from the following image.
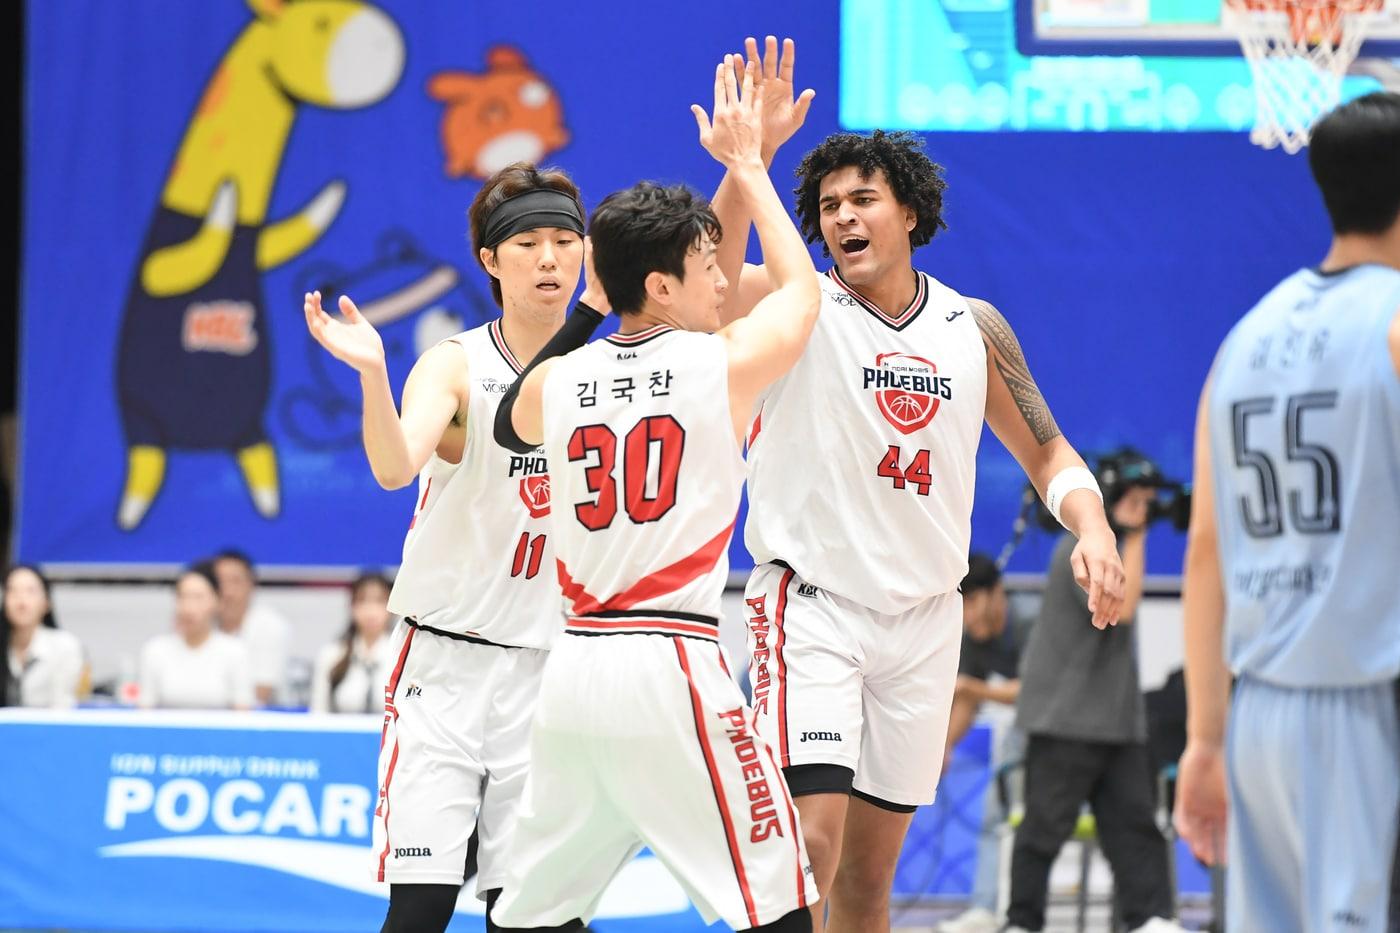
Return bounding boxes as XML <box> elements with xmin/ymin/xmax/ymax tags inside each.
<box><xmin>1209</xmin><ymin>263</ymin><xmax>1400</xmax><ymax>688</ymax></box>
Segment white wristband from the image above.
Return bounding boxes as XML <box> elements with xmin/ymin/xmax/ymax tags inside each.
<box><xmin>1045</xmin><ymin>466</ymin><xmax>1103</xmax><ymax>527</ymax></box>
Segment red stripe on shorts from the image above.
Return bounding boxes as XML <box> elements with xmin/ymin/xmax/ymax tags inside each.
<box><xmin>674</xmin><ymin>637</ymin><xmax>759</xmax><ymax>927</ymax></box>
<box><xmin>765</xmin><ymin>743</ymin><xmax>808</xmax><ymax>908</ymax></box>
<box><xmin>376</xmin><ymin>626</ymin><xmax>416</xmax><ymax>880</ymax></box>
<box><xmin>773</xmin><ymin>568</ymin><xmax>795</xmax><ymax>766</ymax></box>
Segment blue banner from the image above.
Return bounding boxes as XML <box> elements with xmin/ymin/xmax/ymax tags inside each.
<box><xmin>20</xmin><ymin>0</ymin><xmax>1331</xmax><ymax>574</ymax></box>
<box><xmin>0</xmin><ymin>710</ymin><xmax>736</xmax><ymax>931</ymax></box>
<box><xmin>0</xmin><ymin>709</ymin><xmax>1200</xmax><ymax>929</ymax></box>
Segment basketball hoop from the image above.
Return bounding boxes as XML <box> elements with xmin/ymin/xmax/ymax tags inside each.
<box><xmin>1225</xmin><ymin>0</ymin><xmax>1382</xmax><ymax>152</ymax></box>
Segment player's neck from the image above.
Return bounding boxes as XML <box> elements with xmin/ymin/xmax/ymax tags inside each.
<box><xmin>839</xmin><ymin>264</ymin><xmax>919</xmax><ymax>317</ymax></box>
<box><xmin>616</xmin><ymin>307</ymin><xmax>676</xmax><ymax>335</ymax></box>
<box><xmin>499</xmin><ymin>306</ymin><xmax>566</xmax><ymax>366</ymax></box>
<box><xmin>1320</xmin><ymin>229</ymin><xmax>1400</xmax><ymax>274</ymax></box>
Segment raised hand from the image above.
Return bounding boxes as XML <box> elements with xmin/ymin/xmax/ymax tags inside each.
<box><xmin>303</xmin><ymin>290</ymin><xmax>386</xmax><ymax>375</ymax></box>
<box><xmin>744</xmin><ymin>35</ymin><xmax>815</xmax><ymax>159</ymax></box>
<box><xmin>692</xmin><ymin>54</ymin><xmax>763</xmax><ymax>169</ymax></box>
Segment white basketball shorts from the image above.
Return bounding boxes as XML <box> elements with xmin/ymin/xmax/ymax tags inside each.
<box><xmin>493</xmin><ymin>614</ymin><xmax>817</xmax><ymax>928</ymax></box>
<box><xmin>744</xmin><ymin>562</ymin><xmax>962</xmax><ymax>808</ymax></box>
<box><xmin>372</xmin><ymin>622</ymin><xmax>547</xmax><ymax>896</ymax></box>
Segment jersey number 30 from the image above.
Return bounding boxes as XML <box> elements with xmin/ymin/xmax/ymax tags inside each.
<box><xmin>568</xmin><ymin>415</ymin><xmax>686</xmax><ymax>530</ymax></box>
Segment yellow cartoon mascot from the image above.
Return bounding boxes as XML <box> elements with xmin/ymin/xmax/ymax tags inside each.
<box><xmin>115</xmin><ymin>0</ymin><xmax>403</xmax><ymax>529</ymax></box>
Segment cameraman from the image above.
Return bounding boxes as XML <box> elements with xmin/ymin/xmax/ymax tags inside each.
<box><xmin>1003</xmin><ymin>451</ymin><xmax>1183</xmax><ymax>933</ymax></box>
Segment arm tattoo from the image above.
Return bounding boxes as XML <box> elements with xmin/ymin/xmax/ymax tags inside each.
<box><xmin>967</xmin><ymin>298</ymin><xmax>1062</xmax><ymax>445</ymax></box>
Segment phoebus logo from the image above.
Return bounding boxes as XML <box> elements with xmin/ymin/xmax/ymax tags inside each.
<box><xmin>862</xmin><ymin>352</ymin><xmax>951</xmax><ymax>435</ymax></box>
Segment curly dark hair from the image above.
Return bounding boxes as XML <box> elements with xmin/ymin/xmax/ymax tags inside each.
<box><xmin>793</xmin><ymin>130</ymin><xmax>948</xmax><ymax>256</ymax></box>
<box><xmin>588</xmin><ymin>182</ymin><xmax>722</xmax><ymax>315</ymax></box>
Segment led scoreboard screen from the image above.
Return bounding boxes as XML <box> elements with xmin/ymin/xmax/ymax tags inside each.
<box><xmin>839</xmin><ymin>0</ymin><xmax>1398</xmax><ymax>132</ymax></box>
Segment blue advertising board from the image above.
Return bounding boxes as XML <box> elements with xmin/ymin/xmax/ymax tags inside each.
<box><xmin>0</xmin><ymin>710</ymin><xmax>730</xmax><ymax>931</ymax></box>
<box><xmin>0</xmin><ymin>709</ymin><xmax>1207</xmax><ymax>930</ymax></box>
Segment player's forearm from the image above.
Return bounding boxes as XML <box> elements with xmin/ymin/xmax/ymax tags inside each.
<box><xmin>712</xmin><ymin>169</ymin><xmax>756</xmax><ymax>319</ymax></box>
<box><xmin>1021</xmin><ymin>435</ymin><xmax>1084</xmax><ymax>500</ymax></box>
<box><xmin>358</xmin><ymin>366</ymin><xmax>418</xmax><ymax>490</ymax></box>
<box><xmin>1060</xmin><ymin>494</ymin><xmax>1113</xmax><ymax>548</ymax></box>
<box><xmin>1019</xmin><ymin>435</ymin><xmax>1111</xmax><ymax>541</ymax></box>
<box><xmin>1182</xmin><ymin>528</ymin><xmax>1230</xmax><ymax>746</ymax></box>
<box><xmin>1118</xmin><ymin>532</ymin><xmax>1147</xmax><ymax>621</ymax></box>
<box><xmin>730</xmin><ymin>160</ymin><xmax>813</xmax><ymax>294</ymax></box>
<box><xmin>496</xmin><ymin>306</ymin><xmax>602</xmax><ymax>454</ymax></box>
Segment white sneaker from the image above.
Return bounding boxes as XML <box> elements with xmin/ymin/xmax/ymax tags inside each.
<box><xmin>937</xmin><ymin>907</ymin><xmax>999</xmax><ymax>933</ymax></box>
<box><xmin>1129</xmin><ymin>918</ymin><xmax>1189</xmax><ymax>933</ymax></box>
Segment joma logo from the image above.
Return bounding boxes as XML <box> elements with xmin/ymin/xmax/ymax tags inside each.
<box><xmin>800</xmin><ymin>731</ymin><xmax>842</xmax><ymax>743</ymax></box>
<box><xmin>394</xmin><ymin>846</ymin><xmax>432</xmax><ymax>858</ymax></box>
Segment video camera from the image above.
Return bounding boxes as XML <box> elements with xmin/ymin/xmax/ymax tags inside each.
<box><xmin>1030</xmin><ymin>447</ymin><xmax>1192</xmax><ymax>533</ymax></box>
<box><xmin>996</xmin><ymin>447</ymin><xmax>1190</xmax><ymax>568</ymax></box>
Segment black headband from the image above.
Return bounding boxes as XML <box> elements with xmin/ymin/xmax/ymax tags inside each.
<box><xmin>482</xmin><ymin>188</ymin><xmax>585</xmax><ymax>249</ymax></box>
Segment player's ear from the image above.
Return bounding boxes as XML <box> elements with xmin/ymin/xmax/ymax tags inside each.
<box><xmin>479</xmin><ymin>247</ymin><xmax>500</xmax><ymax>279</ymax></box>
<box><xmin>644</xmin><ymin>270</ymin><xmax>672</xmax><ymax>307</ymax></box>
<box><xmin>904</xmin><ymin>206</ymin><xmax>917</xmax><ymax>233</ymax></box>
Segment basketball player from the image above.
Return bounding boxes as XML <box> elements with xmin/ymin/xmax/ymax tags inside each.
<box><xmin>1175</xmin><ymin>91</ymin><xmax>1400</xmax><ymax>932</ymax></box>
<box><xmin>303</xmin><ymin>162</ymin><xmax>606</xmax><ymax>933</ymax></box>
<box><xmin>489</xmin><ymin>57</ymin><xmax>818</xmax><ymax>931</ymax></box>
<box><xmin>708</xmin><ymin>44</ymin><xmax>1128</xmax><ymax>928</ymax></box>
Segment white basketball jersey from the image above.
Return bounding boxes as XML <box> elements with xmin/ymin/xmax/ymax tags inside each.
<box><xmin>542</xmin><ymin>326</ymin><xmax>744</xmax><ymax>633</ymax></box>
<box><xmin>746</xmin><ymin>268</ymin><xmax>988</xmax><ymax>614</ymax></box>
<box><xmin>387</xmin><ymin>319</ymin><xmax>560</xmax><ymax>649</ymax></box>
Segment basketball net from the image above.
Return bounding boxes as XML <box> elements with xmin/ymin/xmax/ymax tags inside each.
<box><xmin>1226</xmin><ymin>0</ymin><xmax>1382</xmax><ymax>152</ymax></box>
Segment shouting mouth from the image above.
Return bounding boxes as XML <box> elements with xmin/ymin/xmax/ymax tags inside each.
<box><xmin>839</xmin><ymin>236</ymin><xmax>870</xmax><ymax>256</ymax></box>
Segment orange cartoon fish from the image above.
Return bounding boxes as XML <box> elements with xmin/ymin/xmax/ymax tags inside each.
<box><xmin>427</xmin><ymin>46</ymin><xmax>570</xmax><ymax>180</ymax></box>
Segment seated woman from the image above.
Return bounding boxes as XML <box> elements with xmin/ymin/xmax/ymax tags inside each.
<box><xmin>139</xmin><ymin>563</ymin><xmax>253</xmax><ymax>710</ymax></box>
<box><xmin>3</xmin><ymin>564</ymin><xmax>85</xmax><ymax>708</ymax></box>
<box><xmin>310</xmin><ymin>572</ymin><xmax>394</xmax><ymax>713</ymax></box>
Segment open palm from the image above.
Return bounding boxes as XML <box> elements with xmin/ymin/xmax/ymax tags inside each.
<box><xmin>743</xmin><ymin>36</ymin><xmax>815</xmax><ymax>157</ymax></box>
<box><xmin>304</xmin><ymin>290</ymin><xmax>385</xmax><ymax>375</ymax></box>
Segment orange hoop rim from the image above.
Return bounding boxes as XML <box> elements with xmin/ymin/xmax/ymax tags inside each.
<box><xmin>1224</xmin><ymin>0</ymin><xmax>1382</xmax><ymax>13</ymax></box>
<box><xmin>1225</xmin><ymin>0</ymin><xmax>1382</xmax><ymax>45</ymax></box>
